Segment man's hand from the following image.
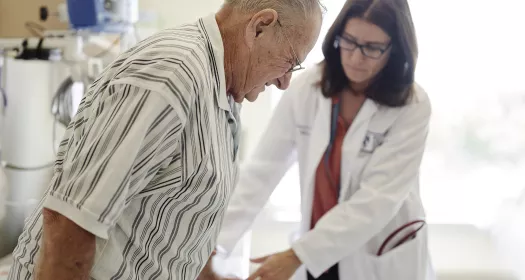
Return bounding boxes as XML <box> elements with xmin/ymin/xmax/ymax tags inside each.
<box><xmin>247</xmin><ymin>248</ymin><xmax>302</xmax><ymax>280</ymax></box>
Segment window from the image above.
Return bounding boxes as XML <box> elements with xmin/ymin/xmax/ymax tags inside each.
<box><xmin>268</xmin><ymin>0</ymin><xmax>525</xmax><ymax>226</ymax></box>
<box><xmin>412</xmin><ymin>0</ymin><xmax>525</xmax><ymax>226</ymax></box>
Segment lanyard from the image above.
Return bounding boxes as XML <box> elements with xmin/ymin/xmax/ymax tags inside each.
<box><xmin>324</xmin><ymin>101</ymin><xmax>341</xmax><ymax>198</ymax></box>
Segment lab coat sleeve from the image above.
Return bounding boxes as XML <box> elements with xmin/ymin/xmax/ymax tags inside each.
<box><xmin>216</xmin><ymin>78</ymin><xmax>304</xmax><ymax>255</ymax></box>
<box><xmin>291</xmin><ymin>95</ymin><xmax>431</xmax><ymax>277</ymax></box>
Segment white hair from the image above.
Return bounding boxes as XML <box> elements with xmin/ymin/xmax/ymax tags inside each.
<box><xmin>224</xmin><ymin>0</ymin><xmax>326</xmax><ymax>26</ymax></box>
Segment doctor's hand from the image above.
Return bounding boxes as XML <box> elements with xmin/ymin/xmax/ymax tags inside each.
<box><xmin>247</xmin><ymin>248</ymin><xmax>302</xmax><ymax>280</ymax></box>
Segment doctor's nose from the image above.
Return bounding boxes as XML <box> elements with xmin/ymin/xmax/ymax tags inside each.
<box><xmin>349</xmin><ymin>48</ymin><xmax>366</xmax><ymax>64</ymax></box>
<box><xmin>269</xmin><ymin>73</ymin><xmax>292</xmax><ymax>90</ymax></box>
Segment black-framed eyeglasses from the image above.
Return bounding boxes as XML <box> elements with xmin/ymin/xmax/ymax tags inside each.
<box><xmin>277</xmin><ymin>20</ymin><xmax>305</xmax><ymax>73</ymax></box>
<box><xmin>334</xmin><ymin>35</ymin><xmax>391</xmax><ymax>59</ymax></box>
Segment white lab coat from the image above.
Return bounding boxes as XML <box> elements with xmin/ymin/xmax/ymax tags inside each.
<box><xmin>217</xmin><ymin>65</ymin><xmax>435</xmax><ymax>280</ymax></box>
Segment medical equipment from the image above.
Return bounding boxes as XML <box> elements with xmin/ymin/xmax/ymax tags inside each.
<box><xmin>67</xmin><ymin>0</ymin><xmax>138</xmax><ymax>33</ymax></box>
<box><xmin>51</xmin><ymin>0</ymin><xmax>138</xmax><ymax>145</ymax></box>
<box><xmin>377</xmin><ymin>220</ymin><xmax>426</xmax><ymax>256</ymax></box>
<box><xmin>0</xmin><ymin>59</ymin><xmax>61</xmax><ymax>257</ymax></box>
<box><xmin>0</xmin><ymin>0</ymin><xmax>138</xmax><ymax>258</ymax></box>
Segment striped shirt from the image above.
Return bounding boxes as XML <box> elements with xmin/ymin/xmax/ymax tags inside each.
<box><xmin>8</xmin><ymin>14</ymin><xmax>240</xmax><ymax>280</ymax></box>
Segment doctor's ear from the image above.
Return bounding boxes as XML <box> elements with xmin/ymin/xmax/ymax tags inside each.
<box><xmin>245</xmin><ymin>9</ymin><xmax>279</xmax><ymax>48</ymax></box>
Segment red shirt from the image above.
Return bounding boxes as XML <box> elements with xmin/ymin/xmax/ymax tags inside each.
<box><xmin>311</xmin><ymin>98</ymin><xmax>351</xmax><ymax>229</ymax></box>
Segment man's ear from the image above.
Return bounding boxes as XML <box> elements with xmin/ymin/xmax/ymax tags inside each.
<box><xmin>244</xmin><ymin>9</ymin><xmax>279</xmax><ymax>49</ymax></box>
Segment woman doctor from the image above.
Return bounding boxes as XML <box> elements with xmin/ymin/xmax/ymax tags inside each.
<box><xmin>207</xmin><ymin>0</ymin><xmax>433</xmax><ymax>279</ymax></box>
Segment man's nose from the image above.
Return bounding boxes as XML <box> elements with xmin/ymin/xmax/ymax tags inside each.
<box><xmin>270</xmin><ymin>73</ymin><xmax>292</xmax><ymax>90</ymax></box>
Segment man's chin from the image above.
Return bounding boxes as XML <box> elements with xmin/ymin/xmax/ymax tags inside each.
<box><xmin>231</xmin><ymin>88</ymin><xmax>262</xmax><ymax>103</ymax></box>
<box><xmin>244</xmin><ymin>95</ymin><xmax>258</xmax><ymax>102</ymax></box>
<box><xmin>244</xmin><ymin>90</ymin><xmax>263</xmax><ymax>102</ymax></box>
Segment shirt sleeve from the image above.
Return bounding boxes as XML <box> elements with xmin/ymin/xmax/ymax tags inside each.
<box><xmin>43</xmin><ymin>84</ymin><xmax>183</xmax><ymax>239</ymax></box>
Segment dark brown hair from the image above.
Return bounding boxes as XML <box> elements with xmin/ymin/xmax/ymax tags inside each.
<box><xmin>319</xmin><ymin>0</ymin><xmax>418</xmax><ymax>107</ymax></box>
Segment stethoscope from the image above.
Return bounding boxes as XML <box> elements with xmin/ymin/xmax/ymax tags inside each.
<box><xmin>377</xmin><ymin>220</ymin><xmax>426</xmax><ymax>256</ymax></box>
<box><xmin>323</xmin><ymin>101</ymin><xmax>343</xmax><ymax>198</ymax></box>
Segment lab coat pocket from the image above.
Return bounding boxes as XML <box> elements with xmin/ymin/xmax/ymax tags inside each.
<box><xmin>365</xmin><ymin>230</ymin><xmax>427</xmax><ymax>280</ymax></box>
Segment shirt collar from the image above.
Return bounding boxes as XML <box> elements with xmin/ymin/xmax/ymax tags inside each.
<box><xmin>199</xmin><ymin>14</ymin><xmax>230</xmax><ymax>111</ymax></box>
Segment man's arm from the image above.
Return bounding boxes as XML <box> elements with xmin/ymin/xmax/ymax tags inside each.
<box><xmin>36</xmin><ymin>209</ymin><xmax>95</xmax><ymax>280</ymax></box>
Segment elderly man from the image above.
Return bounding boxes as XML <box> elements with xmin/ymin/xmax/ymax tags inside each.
<box><xmin>7</xmin><ymin>1</ymin><xmax>323</xmax><ymax>280</ymax></box>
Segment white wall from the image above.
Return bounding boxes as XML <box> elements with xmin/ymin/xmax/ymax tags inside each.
<box><xmin>139</xmin><ymin>0</ymin><xmax>222</xmax><ymax>29</ymax></box>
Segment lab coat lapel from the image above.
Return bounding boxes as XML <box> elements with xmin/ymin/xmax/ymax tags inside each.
<box><xmin>339</xmin><ymin>99</ymin><xmax>378</xmax><ymax>200</ymax></box>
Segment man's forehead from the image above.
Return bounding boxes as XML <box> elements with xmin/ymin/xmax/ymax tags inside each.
<box><xmin>294</xmin><ymin>26</ymin><xmax>321</xmax><ymax>61</ymax></box>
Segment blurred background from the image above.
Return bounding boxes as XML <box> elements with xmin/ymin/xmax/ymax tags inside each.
<box><xmin>0</xmin><ymin>0</ymin><xmax>524</xmax><ymax>279</ymax></box>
